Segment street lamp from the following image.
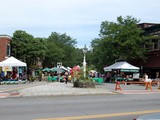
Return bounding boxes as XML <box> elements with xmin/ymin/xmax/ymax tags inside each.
<box><xmin>83</xmin><ymin>45</ymin><xmax>88</xmax><ymax>78</ymax></box>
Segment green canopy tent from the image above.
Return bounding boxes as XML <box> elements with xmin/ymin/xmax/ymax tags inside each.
<box><xmin>50</xmin><ymin>67</ymin><xmax>58</xmax><ymax>72</ymax></box>
<box><xmin>43</xmin><ymin>67</ymin><xmax>66</xmax><ymax>73</ymax></box>
<box><xmin>104</xmin><ymin>61</ymin><xmax>139</xmax><ymax>72</ymax></box>
<box><xmin>104</xmin><ymin>61</ymin><xmax>140</xmax><ymax>81</ymax></box>
<box><xmin>42</xmin><ymin>68</ymin><xmax>51</xmax><ymax>72</ymax></box>
<box><xmin>51</xmin><ymin>67</ymin><xmax>65</xmax><ymax>73</ymax></box>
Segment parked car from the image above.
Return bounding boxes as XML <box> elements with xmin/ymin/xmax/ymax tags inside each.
<box><xmin>133</xmin><ymin>113</ymin><xmax>160</xmax><ymax>120</ymax></box>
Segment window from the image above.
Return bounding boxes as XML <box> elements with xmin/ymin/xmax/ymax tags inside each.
<box><xmin>146</xmin><ymin>39</ymin><xmax>160</xmax><ymax>51</ymax></box>
<box><xmin>6</xmin><ymin>44</ymin><xmax>11</xmax><ymax>56</ymax></box>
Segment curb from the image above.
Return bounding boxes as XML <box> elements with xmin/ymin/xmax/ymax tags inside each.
<box><xmin>9</xmin><ymin>92</ymin><xmax>20</xmax><ymax>97</ymax></box>
<box><xmin>0</xmin><ymin>93</ymin><xmax>10</xmax><ymax>98</ymax></box>
<box><xmin>0</xmin><ymin>92</ymin><xmax>20</xmax><ymax>98</ymax></box>
<box><xmin>114</xmin><ymin>90</ymin><xmax>160</xmax><ymax>94</ymax></box>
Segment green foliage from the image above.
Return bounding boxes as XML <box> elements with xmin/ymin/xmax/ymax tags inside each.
<box><xmin>11</xmin><ymin>16</ymin><xmax>152</xmax><ymax>74</ymax></box>
<box><xmin>11</xmin><ymin>30</ymin><xmax>47</xmax><ymax>68</ymax></box>
<box><xmin>90</xmin><ymin>16</ymin><xmax>153</xmax><ymax>72</ymax></box>
<box><xmin>11</xmin><ymin>30</ymin><xmax>83</xmax><ymax>69</ymax></box>
<box><xmin>44</xmin><ymin>32</ymin><xmax>83</xmax><ymax>67</ymax></box>
<box><xmin>73</xmin><ymin>79</ymin><xmax>95</xmax><ymax>88</ymax></box>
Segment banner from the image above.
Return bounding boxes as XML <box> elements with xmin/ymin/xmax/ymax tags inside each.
<box><xmin>3</xmin><ymin>66</ymin><xmax>12</xmax><ymax>71</ymax></box>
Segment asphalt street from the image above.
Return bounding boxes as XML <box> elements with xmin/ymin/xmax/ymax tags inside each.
<box><xmin>0</xmin><ymin>94</ymin><xmax>160</xmax><ymax>120</ymax></box>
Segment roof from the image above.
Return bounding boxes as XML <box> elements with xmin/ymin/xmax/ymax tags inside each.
<box><xmin>0</xmin><ymin>34</ymin><xmax>12</xmax><ymax>39</ymax></box>
<box><xmin>138</xmin><ymin>23</ymin><xmax>160</xmax><ymax>29</ymax></box>
<box><xmin>0</xmin><ymin>56</ymin><xmax>27</xmax><ymax>67</ymax></box>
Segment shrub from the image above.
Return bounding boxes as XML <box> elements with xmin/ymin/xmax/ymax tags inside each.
<box><xmin>73</xmin><ymin>78</ymin><xmax>95</xmax><ymax>88</ymax></box>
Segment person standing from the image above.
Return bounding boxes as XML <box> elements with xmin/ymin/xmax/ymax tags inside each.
<box><xmin>144</xmin><ymin>73</ymin><xmax>151</xmax><ymax>82</ymax></box>
<box><xmin>12</xmin><ymin>67</ymin><xmax>17</xmax><ymax>79</ymax></box>
<box><xmin>19</xmin><ymin>67</ymin><xmax>23</xmax><ymax>79</ymax></box>
<box><xmin>64</xmin><ymin>71</ymin><xmax>69</xmax><ymax>84</ymax></box>
<box><xmin>144</xmin><ymin>73</ymin><xmax>152</xmax><ymax>90</ymax></box>
<box><xmin>105</xmin><ymin>72</ymin><xmax>111</xmax><ymax>83</ymax></box>
<box><xmin>38</xmin><ymin>70</ymin><xmax>42</xmax><ymax>81</ymax></box>
<box><xmin>0</xmin><ymin>71</ymin><xmax>5</xmax><ymax>80</ymax></box>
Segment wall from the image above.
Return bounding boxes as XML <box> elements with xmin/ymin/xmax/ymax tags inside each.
<box><xmin>0</xmin><ymin>35</ymin><xmax>12</xmax><ymax>62</ymax></box>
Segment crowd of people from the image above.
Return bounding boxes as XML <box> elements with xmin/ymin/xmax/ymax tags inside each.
<box><xmin>103</xmin><ymin>71</ymin><xmax>135</xmax><ymax>83</ymax></box>
<box><xmin>0</xmin><ymin>67</ymin><xmax>27</xmax><ymax>81</ymax></box>
<box><xmin>44</xmin><ymin>71</ymin><xmax>69</xmax><ymax>84</ymax></box>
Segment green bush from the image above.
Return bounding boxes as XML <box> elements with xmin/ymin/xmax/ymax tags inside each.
<box><xmin>73</xmin><ymin>78</ymin><xmax>95</xmax><ymax>88</ymax></box>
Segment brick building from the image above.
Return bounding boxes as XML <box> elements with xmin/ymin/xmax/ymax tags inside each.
<box><xmin>0</xmin><ymin>35</ymin><xmax>12</xmax><ymax>62</ymax></box>
<box><xmin>132</xmin><ymin>23</ymin><xmax>160</xmax><ymax>78</ymax></box>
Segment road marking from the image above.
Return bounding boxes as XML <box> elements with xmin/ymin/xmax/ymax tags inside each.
<box><xmin>35</xmin><ymin>109</ymin><xmax>160</xmax><ymax>120</ymax></box>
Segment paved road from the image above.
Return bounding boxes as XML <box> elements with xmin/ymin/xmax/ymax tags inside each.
<box><xmin>0</xmin><ymin>94</ymin><xmax>160</xmax><ymax>120</ymax></box>
<box><xmin>0</xmin><ymin>81</ymin><xmax>160</xmax><ymax>120</ymax></box>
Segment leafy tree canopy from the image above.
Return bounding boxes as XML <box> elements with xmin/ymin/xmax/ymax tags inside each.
<box><xmin>43</xmin><ymin>32</ymin><xmax>82</xmax><ymax>67</ymax></box>
<box><xmin>91</xmin><ymin>16</ymin><xmax>152</xmax><ymax>72</ymax></box>
<box><xmin>12</xmin><ymin>30</ymin><xmax>46</xmax><ymax>68</ymax></box>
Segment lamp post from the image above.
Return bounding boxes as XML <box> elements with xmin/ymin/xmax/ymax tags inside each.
<box><xmin>83</xmin><ymin>45</ymin><xmax>88</xmax><ymax>78</ymax></box>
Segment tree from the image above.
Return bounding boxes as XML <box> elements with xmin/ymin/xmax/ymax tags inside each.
<box><xmin>43</xmin><ymin>32</ymin><xmax>82</xmax><ymax>67</ymax></box>
<box><xmin>11</xmin><ymin>30</ymin><xmax>46</xmax><ymax>68</ymax></box>
<box><xmin>91</xmin><ymin>16</ymin><xmax>152</xmax><ymax>72</ymax></box>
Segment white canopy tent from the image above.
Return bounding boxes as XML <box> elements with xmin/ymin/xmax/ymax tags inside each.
<box><xmin>0</xmin><ymin>56</ymin><xmax>27</xmax><ymax>67</ymax></box>
<box><xmin>61</xmin><ymin>66</ymin><xmax>69</xmax><ymax>71</ymax></box>
<box><xmin>104</xmin><ymin>61</ymin><xmax>139</xmax><ymax>72</ymax></box>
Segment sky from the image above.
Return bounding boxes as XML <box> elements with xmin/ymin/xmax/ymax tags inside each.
<box><xmin>0</xmin><ymin>0</ymin><xmax>160</xmax><ymax>48</ymax></box>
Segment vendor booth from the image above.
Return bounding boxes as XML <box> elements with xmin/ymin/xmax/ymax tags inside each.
<box><xmin>0</xmin><ymin>56</ymin><xmax>27</xmax><ymax>84</ymax></box>
<box><xmin>104</xmin><ymin>61</ymin><xmax>140</xmax><ymax>82</ymax></box>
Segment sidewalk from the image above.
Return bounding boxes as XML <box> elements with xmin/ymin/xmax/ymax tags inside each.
<box><xmin>19</xmin><ymin>82</ymin><xmax>114</xmax><ymax>97</ymax></box>
<box><xmin>1</xmin><ymin>81</ymin><xmax>160</xmax><ymax>98</ymax></box>
<box><xmin>18</xmin><ymin>82</ymin><xmax>160</xmax><ymax>97</ymax></box>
